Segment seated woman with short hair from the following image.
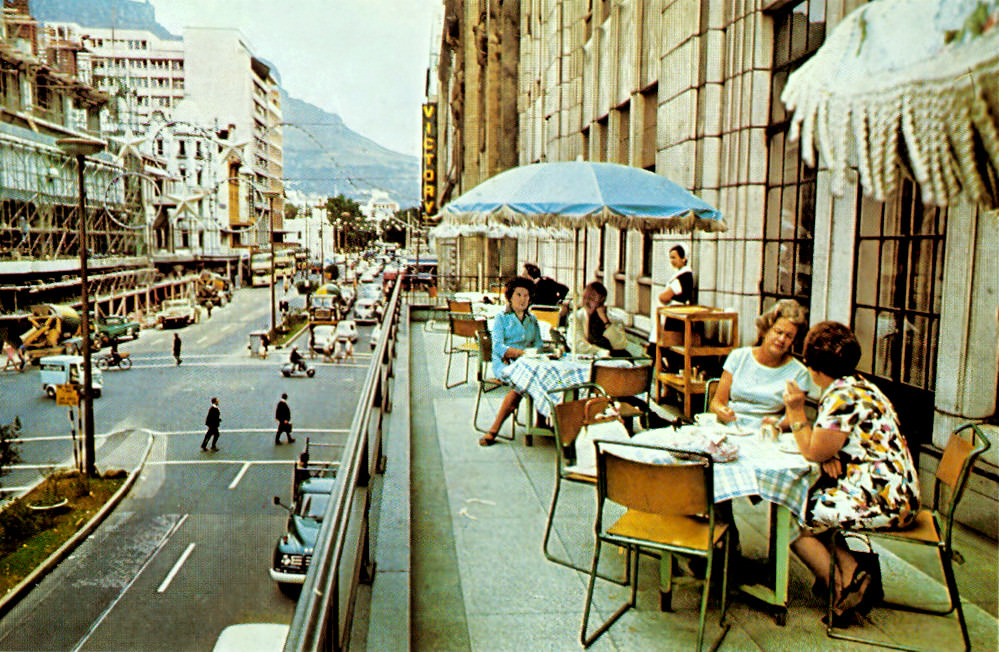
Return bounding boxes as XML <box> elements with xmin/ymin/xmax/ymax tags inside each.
<box><xmin>785</xmin><ymin>321</ymin><xmax>920</xmax><ymax>621</ymax></box>
<box><xmin>710</xmin><ymin>298</ymin><xmax>811</xmax><ymax>430</ymax></box>
<box><xmin>478</xmin><ymin>277</ymin><xmax>544</xmax><ymax>447</ymax></box>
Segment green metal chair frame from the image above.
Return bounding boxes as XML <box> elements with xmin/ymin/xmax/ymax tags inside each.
<box><xmin>825</xmin><ymin>423</ymin><xmax>991</xmax><ymax>651</ymax></box>
<box><xmin>581</xmin><ymin>440</ymin><xmax>731</xmax><ymax>650</ymax></box>
<box><xmin>543</xmin><ymin>385</ymin><xmax>630</xmax><ymax>583</ymax></box>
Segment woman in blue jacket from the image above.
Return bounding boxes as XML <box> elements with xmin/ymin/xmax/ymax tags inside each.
<box><xmin>479</xmin><ymin>276</ymin><xmax>543</xmax><ymax>446</ymax></box>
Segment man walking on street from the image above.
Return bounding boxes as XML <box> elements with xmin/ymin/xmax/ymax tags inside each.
<box><xmin>202</xmin><ymin>397</ymin><xmax>221</xmax><ymax>451</ymax></box>
<box><xmin>275</xmin><ymin>392</ymin><xmax>295</xmax><ymax>444</ymax></box>
<box><xmin>173</xmin><ymin>333</ymin><xmax>182</xmax><ymax>365</ymax></box>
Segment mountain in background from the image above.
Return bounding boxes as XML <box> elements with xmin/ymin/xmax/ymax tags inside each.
<box><xmin>29</xmin><ymin>0</ymin><xmax>420</xmax><ymax>207</ymax></box>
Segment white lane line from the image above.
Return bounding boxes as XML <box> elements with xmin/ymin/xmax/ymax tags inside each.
<box><xmin>228</xmin><ymin>462</ymin><xmax>251</xmax><ymax>489</ymax></box>
<box><xmin>221</xmin><ymin>323</ymin><xmax>238</xmax><ymax>333</ymax></box>
<box><xmin>156</xmin><ymin>542</ymin><xmax>196</xmax><ymax>593</ymax></box>
<box><xmin>146</xmin><ymin>459</ymin><xmax>299</xmax><ymax>467</ymax></box>
<box><xmin>71</xmin><ymin>513</ymin><xmax>189</xmax><ymax>652</ymax></box>
<box><xmin>196</xmin><ymin>335</ymin><xmax>210</xmax><ymax>344</ymax></box>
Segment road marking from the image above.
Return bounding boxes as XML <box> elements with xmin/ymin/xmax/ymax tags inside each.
<box><xmin>156</xmin><ymin>542</ymin><xmax>196</xmax><ymax>593</ymax></box>
<box><xmin>221</xmin><ymin>323</ymin><xmax>238</xmax><ymax>333</ymax></box>
<box><xmin>228</xmin><ymin>462</ymin><xmax>251</xmax><ymax>488</ymax></box>
<box><xmin>196</xmin><ymin>335</ymin><xmax>210</xmax><ymax>344</ymax></box>
<box><xmin>71</xmin><ymin>513</ymin><xmax>189</xmax><ymax>652</ymax></box>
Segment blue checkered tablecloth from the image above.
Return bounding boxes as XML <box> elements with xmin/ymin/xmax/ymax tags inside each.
<box><xmin>500</xmin><ymin>355</ymin><xmax>592</xmax><ymax>417</ymax></box>
<box><xmin>630</xmin><ymin>427</ymin><xmax>819</xmax><ymax>519</ymax></box>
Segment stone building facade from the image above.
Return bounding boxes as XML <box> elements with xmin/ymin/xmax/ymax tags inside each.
<box><xmin>433</xmin><ymin>0</ymin><xmax>998</xmax><ymax>535</ymax></box>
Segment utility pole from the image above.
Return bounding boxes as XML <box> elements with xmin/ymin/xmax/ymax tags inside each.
<box><xmin>269</xmin><ymin>209</ymin><xmax>276</xmax><ymax>333</ymax></box>
<box><xmin>57</xmin><ymin>136</ymin><xmax>106</xmax><ymax>478</ymax></box>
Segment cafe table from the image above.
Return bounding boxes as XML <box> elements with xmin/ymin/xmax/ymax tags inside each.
<box><xmin>500</xmin><ymin>353</ymin><xmax>595</xmax><ymax>445</ymax></box>
<box><xmin>629</xmin><ymin>424</ymin><xmax>819</xmax><ymax>625</ymax></box>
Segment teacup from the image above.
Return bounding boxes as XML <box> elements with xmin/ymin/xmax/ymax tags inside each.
<box><xmin>694</xmin><ymin>412</ymin><xmax>718</xmax><ymax>428</ymax></box>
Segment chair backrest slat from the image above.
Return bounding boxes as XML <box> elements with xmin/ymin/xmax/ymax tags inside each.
<box><xmin>602</xmin><ymin>450</ymin><xmax>709</xmax><ymax>516</ymax></box>
<box><xmin>452</xmin><ymin>317</ymin><xmax>486</xmax><ymax>339</ymax></box>
<box><xmin>592</xmin><ymin>364</ymin><xmax>651</xmax><ymax>398</ymax></box>
<box><xmin>553</xmin><ymin>398</ymin><xmax>587</xmax><ymax>447</ymax></box>
<box><xmin>448</xmin><ymin>300</ymin><xmax>473</xmax><ymax>314</ymax></box>
<box><xmin>937</xmin><ymin>432</ymin><xmax>974</xmax><ymax>491</ymax></box>
<box><xmin>530</xmin><ymin>304</ymin><xmax>561</xmax><ymax>329</ymax></box>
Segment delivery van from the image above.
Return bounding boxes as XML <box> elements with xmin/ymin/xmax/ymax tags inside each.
<box><xmin>39</xmin><ymin>355</ymin><xmax>103</xmax><ymax>399</ymax></box>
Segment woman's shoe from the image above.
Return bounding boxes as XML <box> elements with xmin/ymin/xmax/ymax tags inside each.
<box><xmin>834</xmin><ymin>567</ymin><xmax>871</xmax><ymax>616</ymax></box>
<box><xmin>478</xmin><ymin>432</ymin><xmax>498</xmax><ymax>447</ymax></box>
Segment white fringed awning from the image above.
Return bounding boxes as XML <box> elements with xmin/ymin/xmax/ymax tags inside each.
<box><xmin>781</xmin><ymin>0</ymin><xmax>999</xmax><ymax>208</ymax></box>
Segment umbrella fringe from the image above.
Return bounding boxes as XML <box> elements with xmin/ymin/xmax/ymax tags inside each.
<box><xmin>781</xmin><ymin>1</ymin><xmax>999</xmax><ymax>208</ymax></box>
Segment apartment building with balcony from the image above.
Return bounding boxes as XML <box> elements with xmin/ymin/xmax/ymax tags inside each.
<box><xmin>432</xmin><ymin>0</ymin><xmax>997</xmax><ymax>535</ymax></box>
<box><xmin>182</xmin><ymin>27</ymin><xmax>284</xmax><ymax>252</ymax></box>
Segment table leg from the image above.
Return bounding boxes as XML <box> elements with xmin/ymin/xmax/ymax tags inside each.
<box><xmin>659</xmin><ymin>551</ymin><xmax>674</xmax><ymax>612</ymax></box>
<box><xmin>737</xmin><ymin>503</ymin><xmax>791</xmax><ymax>626</ymax></box>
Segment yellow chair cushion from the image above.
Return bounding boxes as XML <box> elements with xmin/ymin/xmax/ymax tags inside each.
<box><xmin>607</xmin><ymin>509</ymin><xmax>727</xmax><ymax>551</ymax></box>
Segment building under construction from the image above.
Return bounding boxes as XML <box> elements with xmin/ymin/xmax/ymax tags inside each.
<box><xmin>0</xmin><ymin>2</ymin><xmax>239</xmax><ymax>348</ymax></box>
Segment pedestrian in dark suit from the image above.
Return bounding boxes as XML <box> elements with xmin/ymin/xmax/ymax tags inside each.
<box><xmin>173</xmin><ymin>333</ymin><xmax>182</xmax><ymax>365</ymax></box>
<box><xmin>202</xmin><ymin>397</ymin><xmax>220</xmax><ymax>451</ymax></box>
<box><xmin>275</xmin><ymin>393</ymin><xmax>295</xmax><ymax>444</ymax></box>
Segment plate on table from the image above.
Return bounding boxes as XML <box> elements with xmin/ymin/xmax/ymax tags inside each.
<box><xmin>722</xmin><ymin>424</ymin><xmax>754</xmax><ymax>437</ymax></box>
<box><xmin>778</xmin><ymin>441</ymin><xmax>801</xmax><ymax>454</ymax></box>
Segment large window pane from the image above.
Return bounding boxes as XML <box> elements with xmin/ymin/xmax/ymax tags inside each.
<box><xmin>855</xmin><ymin>240</ymin><xmax>879</xmax><ymax>306</ymax></box>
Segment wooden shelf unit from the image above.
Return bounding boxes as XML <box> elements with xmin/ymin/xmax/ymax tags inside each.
<box><xmin>653</xmin><ymin>305</ymin><xmax>738</xmax><ymax>417</ymax></box>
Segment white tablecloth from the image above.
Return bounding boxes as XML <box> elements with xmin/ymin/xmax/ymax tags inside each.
<box><xmin>501</xmin><ymin>355</ymin><xmax>593</xmax><ymax>417</ymax></box>
<box><xmin>630</xmin><ymin>426</ymin><xmax>818</xmax><ymax>519</ymax></box>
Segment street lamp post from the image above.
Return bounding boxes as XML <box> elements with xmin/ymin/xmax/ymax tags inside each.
<box><xmin>57</xmin><ymin>136</ymin><xmax>106</xmax><ymax>478</ymax></box>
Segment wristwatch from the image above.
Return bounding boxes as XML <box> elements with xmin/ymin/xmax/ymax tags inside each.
<box><xmin>790</xmin><ymin>420</ymin><xmax>809</xmax><ymax>433</ymax></box>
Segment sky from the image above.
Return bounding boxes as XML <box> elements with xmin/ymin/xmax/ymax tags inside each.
<box><xmin>148</xmin><ymin>0</ymin><xmax>442</xmax><ymax>158</ymax></box>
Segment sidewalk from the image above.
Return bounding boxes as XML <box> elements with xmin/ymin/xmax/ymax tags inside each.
<box><xmin>401</xmin><ymin>321</ymin><xmax>998</xmax><ymax>651</ymax></box>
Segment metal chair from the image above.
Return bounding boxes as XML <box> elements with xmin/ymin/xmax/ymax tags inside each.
<box><xmin>472</xmin><ymin>330</ymin><xmax>515</xmax><ymax>441</ymax></box>
<box><xmin>443</xmin><ymin>300</ymin><xmax>473</xmax><ymax>353</ymax></box>
<box><xmin>825</xmin><ymin>423</ymin><xmax>991</xmax><ymax>651</ymax></box>
<box><xmin>544</xmin><ymin>387</ymin><xmax>630</xmax><ymax>581</ymax></box>
<box><xmin>444</xmin><ymin>316</ymin><xmax>485</xmax><ymax>389</ymax></box>
<box><xmin>590</xmin><ymin>359</ymin><xmax>654</xmax><ymax>432</ymax></box>
<box><xmin>581</xmin><ymin>440</ymin><xmax>731</xmax><ymax>651</ymax></box>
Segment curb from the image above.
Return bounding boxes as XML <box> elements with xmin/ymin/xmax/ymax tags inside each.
<box><xmin>0</xmin><ymin>433</ymin><xmax>155</xmax><ymax>619</ymax></box>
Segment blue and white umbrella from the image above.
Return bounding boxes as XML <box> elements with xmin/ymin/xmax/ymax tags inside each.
<box><xmin>432</xmin><ymin>161</ymin><xmax>726</xmax><ymax>234</ymax></box>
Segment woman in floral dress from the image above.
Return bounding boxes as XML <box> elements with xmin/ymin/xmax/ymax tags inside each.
<box><xmin>782</xmin><ymin>321</ymin><xmax>920</xmax><ymax>621</ymax></box>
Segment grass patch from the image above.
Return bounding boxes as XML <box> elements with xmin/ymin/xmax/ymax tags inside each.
<box><xmin>271</xmin><ymin>310</ymin><xmax>309</xmax><ymax>347</ymax></box>
<box><xmin>0</xmin><ymin>469</ymin><xmax>126</xmax><ymax>597</ymax></box>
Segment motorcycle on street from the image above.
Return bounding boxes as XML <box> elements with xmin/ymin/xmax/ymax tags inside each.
<box><xmin>95</xmin><ymin>351</ymin><xmax>132</xmax><ymax>370</ymax></box>
<box><xmin>281</xmin><ymin>360</ymin><xmax>315</xmax><ymax>378</ymax></box>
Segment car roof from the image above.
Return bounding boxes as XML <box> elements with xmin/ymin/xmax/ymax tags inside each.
<box><xmin>300</xmin><ymin>477</ymin><xmax>336</xmax><ymax>493</ymax></box>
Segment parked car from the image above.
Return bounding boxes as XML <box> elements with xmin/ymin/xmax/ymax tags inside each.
<box><xmin>353</xmin><ymin>298</ymin><xmax>380</xmax><ymax>324</ymax></box>
<box><xmin>39</xmin><ymin>354</ymin><xmax>102</xmax><ymax>399</ymax></box>
<box><xmin>156</xmin><ymin>298</ymin><xmax>200</xmax><ymax>328</ymax></box>
<box><xmin>271</xmin><ymin>445</ymin><xmax>339</xmax><ymax>593</ymax></box>
<box><xmin>93</xmin><ymin>314</ymin><xmax>141</xmax><ymax>345</ymax></box>
<box><xmin>310</xmin><ymin>325</ymin><xmax>336</xmax><ymax>353</ymax></box>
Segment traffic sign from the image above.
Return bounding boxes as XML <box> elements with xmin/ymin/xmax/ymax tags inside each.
<box><xmin>56</xmin><ymin>383</ymin><xmax>79</xmax><ymax>406</ymax></box>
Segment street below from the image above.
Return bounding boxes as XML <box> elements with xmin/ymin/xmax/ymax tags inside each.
<box><xmin>0</xmin><ymin>284</ymin><xmax>372</xmax><ymax>651</ymax></box>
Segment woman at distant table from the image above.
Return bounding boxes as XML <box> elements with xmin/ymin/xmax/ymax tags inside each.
<box><xmin>478</xmin><ymin>277</ymin><xmax>543</xmax><ymax>447</ymax></box>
